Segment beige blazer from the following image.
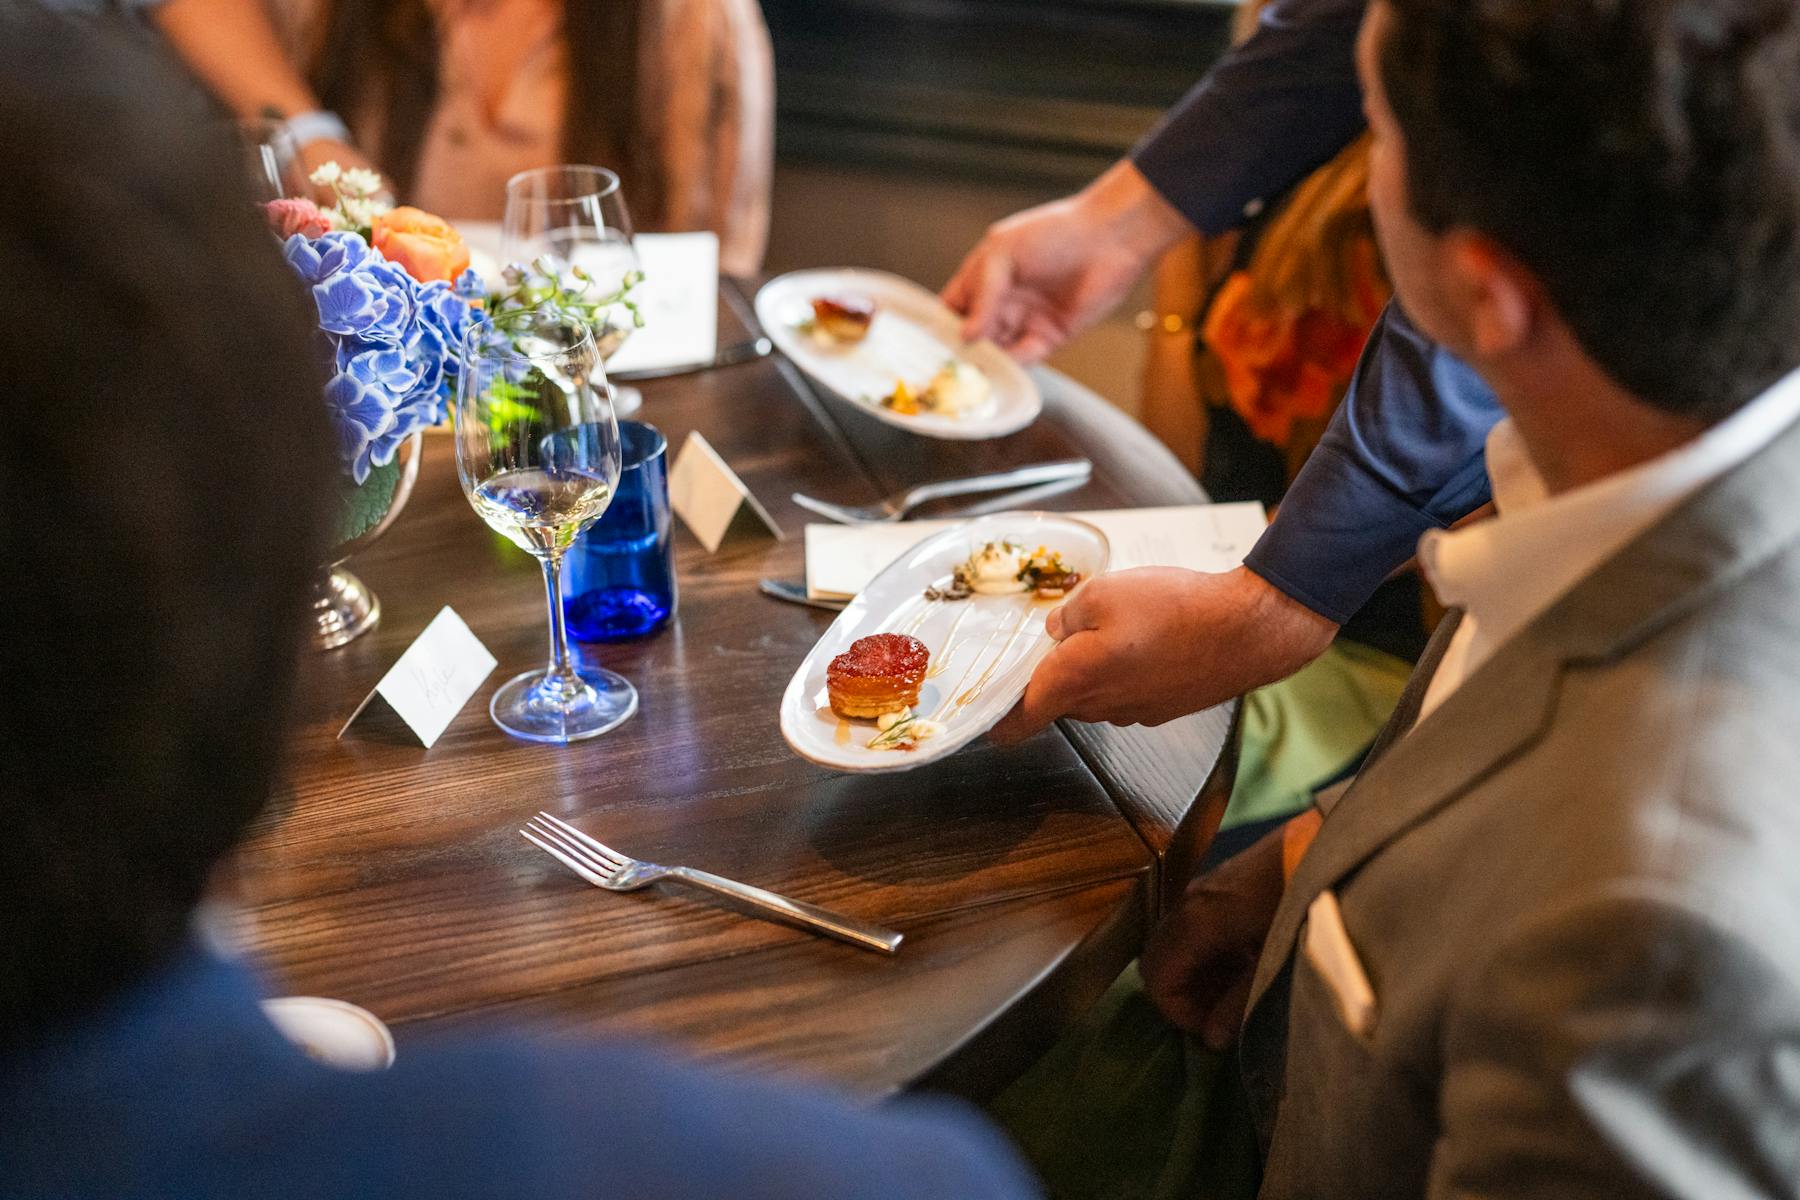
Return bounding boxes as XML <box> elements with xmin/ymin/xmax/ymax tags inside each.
<box><xmin>1240</xmin><ymin>410</ymin><xmax>1800</xmax><ymax>1198</ymax></box>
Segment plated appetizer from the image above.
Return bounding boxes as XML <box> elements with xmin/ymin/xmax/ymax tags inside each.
<box><xmin>807</xmin><ymin>293</ymin><xmax>876</xmax><ymax>343</ymax></box>
<box><xmin>881</xmin><ymin>361</ymin><xmax>992</xmax><ymax>418</ymax></box>
<box><xmin>924</xmin><ymin>540</ymin><xmax>1083</xmax><ymax>602</ymax></box>
<box><xmin>779</xmin><ymin>511</ymin><xmax>1109</xmax><ymax>772</ymax></box>
<box><xmin>756</xmin><ymin>268</ymin><xmax>1042</xmax><ymax>441</ymax></box>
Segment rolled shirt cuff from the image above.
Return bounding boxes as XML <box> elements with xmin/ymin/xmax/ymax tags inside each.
<box><xmin>1244</xmin><ymin>442</ymin><xmax>1486</xmax><ymax>625</ymax></box>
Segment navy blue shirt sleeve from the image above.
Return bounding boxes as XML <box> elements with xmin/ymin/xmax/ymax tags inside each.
<box><xmin>1131</xmin><ymin>0</ymin><xmax>1368</xmax><ymax>236</ymax></box>
<box><xmin>1243</xmin><ymin>304</ymin><xmax>1502</xmax><ymax>624</ymax></box>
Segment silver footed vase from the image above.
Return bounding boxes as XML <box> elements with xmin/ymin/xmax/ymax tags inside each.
<box><xmin>311</xmin><ymin>432</ymin><xmax>423</xmax><ymax>650</ymax></box>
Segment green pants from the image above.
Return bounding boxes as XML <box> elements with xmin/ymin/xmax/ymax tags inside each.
<box><xmin>987</xmin><ymin>643</ymin><xmax>1410</xmax><ymax>1198</ymax></box>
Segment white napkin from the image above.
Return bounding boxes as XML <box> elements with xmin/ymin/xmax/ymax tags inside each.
<box><xmin>804</xmin><ymin>502</ymin><xmax>1269</xmax><ymax>601</ymax></box>
<box><xmin>457</xmin><ymin>222</ymin><xmax>719</xmax><ymax>373</ymax></box>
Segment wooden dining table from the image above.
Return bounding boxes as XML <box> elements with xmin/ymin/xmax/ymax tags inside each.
<box><xmin>232</xmin><ymin>280</ymin><xmax>1238</xmax><ymax>1101</ymax></box>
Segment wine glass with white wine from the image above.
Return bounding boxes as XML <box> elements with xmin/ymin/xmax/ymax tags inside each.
<box><xmin>502</xmin><ymin>165</ymin><xmax>644</xmax><ymax>415</ymax></box>
<box><xmin>454</xmin><ymin>305</ymin><xmax>636</xmax><ymax>743</ymax></box>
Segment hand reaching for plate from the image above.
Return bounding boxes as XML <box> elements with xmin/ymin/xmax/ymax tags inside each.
<box><xmin>941</xmin><ymin>160</ymin><xmax>1193</xmax><ymax>364</ymax></box>
<box><xmin>987</xmin><ymin>566</ymin><xmax>1339</xmax><ymax>743</ymax></box>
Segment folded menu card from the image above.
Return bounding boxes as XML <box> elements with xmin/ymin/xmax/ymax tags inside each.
<box><xmin>457</xmin><ymin>224</ymin><xmax>719</xmax><ymax>374</ymax></box>
<box><xmin>804</xmin><ymin>502</ymin><xmax>1269</xmax><ymax>602</ymax></box>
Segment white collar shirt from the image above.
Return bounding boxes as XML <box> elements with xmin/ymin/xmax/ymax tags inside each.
<box><xmin>1414</xmin><ymin>368</ymin><xmax>1800</xmax><ymax>726</ymax></box>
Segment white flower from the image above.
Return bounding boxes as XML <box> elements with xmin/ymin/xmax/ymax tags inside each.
<box><xmin>339</xmin><ymin>167</ymin><xmax>384</xmax><ymax>199</ymax></box>
<box><xmin>309</xmin><ymin>161</ymin><xmax>343</xmax><ymax>187</ymax></box>
<box><xmin>339</xmin><ymin>195</ymin><xmax>382</xmax><ymax>229</ymax></box>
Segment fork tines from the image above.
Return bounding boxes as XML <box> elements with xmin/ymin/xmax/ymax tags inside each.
<box><xmin>522</xmin><ymin>812</ymin><xmax>627</xmax><ymax>883</ymax></box>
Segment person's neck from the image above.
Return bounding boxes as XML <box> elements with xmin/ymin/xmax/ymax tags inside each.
<box><xmin>1485</xmin><ymin>344</ymin><xmax>1708</xmax><ymax>496</ymax></box>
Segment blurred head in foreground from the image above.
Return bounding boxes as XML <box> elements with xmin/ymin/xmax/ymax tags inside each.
<box><xmin>0</xmin><ymin>7</ymin><xmax>336</xmax><ymax>1047</ymax></box>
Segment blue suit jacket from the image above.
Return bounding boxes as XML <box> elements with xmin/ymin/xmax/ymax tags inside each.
<box><xmin>0</xmin><ymin>947</ymin><xmax>1040</xmax><ymax>1199</ymax></box>
<box><xmin>1132</xmin><ymin>0</ymin><xmax>1503</xmax><ymax>623</ymax></box>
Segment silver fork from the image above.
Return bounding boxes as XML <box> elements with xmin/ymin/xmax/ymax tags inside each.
<box><xmin>791</xmin><ymin>458</ymin><xmax>1091</xmax><ymax>525</ymax></box>
<box><xmin>520</xmin><ymin>812</ymin><xmax>903</xmax><ymax>954</ymax></box>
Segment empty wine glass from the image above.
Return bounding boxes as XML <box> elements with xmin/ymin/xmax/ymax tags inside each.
<box><xmin>454</xmin><ymin>305</ymin><xmax>637</xmax><ymax>743</ymax></box>
<box><xmin>502</xmin><ymin>165</ymin><xmax>643</xmax><ymax>415</ymax></box>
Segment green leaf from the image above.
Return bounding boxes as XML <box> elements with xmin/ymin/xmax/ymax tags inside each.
<box><xmin>332</xmin><ymin>458</ymin><xmax>401</xmax><ymax>547</ymax></box>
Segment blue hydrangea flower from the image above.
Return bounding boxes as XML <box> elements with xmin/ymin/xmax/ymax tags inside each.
<box><xmin>453</xmin><ymin>268</ymin><xmax>485</xmax><ymax>302</ymax></box>
<box><xmin>464</xmin><ymin>317</ymin><xmax>534</xmax><ymax>399</ymax></box>
<box><xmin>322</xmin><ymin>369</ymin><xmax>397</xmax><ymax>485</ymax></box>
<box><xmin>283</xmin><ymin>230</ymin><xmax>374</xmax><ymax>284</ymax></box>
<box><xmin>338</xmin><ymin>342</ymin><xmax>423</xmax><ymax>402</ymax></box>
<box><xmin>282</xmin><ymin>229</ymin><xmax>483</xmax><ymax>483</ymax></box>
<box><xmin>357</xmin><ymin>257</ymin><xmax>418</xmax><ymax>346</ymax></box>
<box><xmin>415</xmin><ymin>279</ymin><xmax>477</xmax><ymax>381</ymax></box>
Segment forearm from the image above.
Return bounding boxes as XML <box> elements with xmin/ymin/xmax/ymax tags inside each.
<box><xmin>149</xmin><ymin>0</ymin><xmax>319</xmax><ymax>119</ymax></box>
<box><xmin>1077</xmin><ymin>159</ymin><xmax>1195</xmax><ymax>269</ymax></box>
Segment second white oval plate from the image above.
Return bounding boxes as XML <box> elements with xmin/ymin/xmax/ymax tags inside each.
<box><xmin>781</xmin><ymin>513</ymin><xmax>1108</xmax><ymax>773</ymax></box>
<box><xmin>754</xmin><ymin>268</ymin><xmax>1042</xmax><ymax>441</ymax></box>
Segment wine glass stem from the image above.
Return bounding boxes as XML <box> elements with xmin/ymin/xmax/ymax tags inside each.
<box><xmin>541</xmin><ymin>553</ymin><xmax>579</xmax><ymax>687</ymax></box>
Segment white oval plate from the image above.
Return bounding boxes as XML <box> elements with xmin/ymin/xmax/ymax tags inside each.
<box><xmin>781</xmin><ymin>513</ymin><xmax>1108</xmax><ymax>773</ymax></box>
<box><xmin>754</xmin><ymin>268</ymin><xmax>1042</xmax><ymax>441</ymax></box>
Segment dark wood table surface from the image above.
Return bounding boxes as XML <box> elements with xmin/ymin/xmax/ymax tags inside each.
<box><xmin>230</xmin><ymin>281</ymin><xmax>1236</xmax><ymax>1100</ymax></box>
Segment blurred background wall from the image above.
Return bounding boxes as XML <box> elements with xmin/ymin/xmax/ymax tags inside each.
<box><xmin>761</xmin><ymin>0</ymin><xmax>1234</xmax><ymax>418</ymax></box>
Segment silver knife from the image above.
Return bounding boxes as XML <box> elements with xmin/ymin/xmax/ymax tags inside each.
<box><xmin>609</xmin><ymin>337</ymin><xmax>773</xmax><ymax>382</ymax></box>
<box><xmin>759</xmin><ymin>579</ymin><xmax>847</xmax><ymax>611</ymax></box>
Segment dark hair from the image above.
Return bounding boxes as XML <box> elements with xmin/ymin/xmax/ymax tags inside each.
<box><xmin>311</xmin><ymin>1</ymin><xmax>654</xmax><ymax>218</ymax></box>
<box><xmin>1378</xmin><ymin>0</ymin><xmax>1800</xmax><ymax>419</ymax></box>
<box><xmin>0</xmin><ymin>9</ymin><xmax>336</xmax><ymax>1045</ymax></box>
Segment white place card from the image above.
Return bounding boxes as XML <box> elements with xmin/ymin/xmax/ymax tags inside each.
<box><xmin>457</xmin><ymin>224</ymin><xmax>718</xmax><ymax>374</ymax></box>
<box><xmin>339</xmin><ymin>607</ymin><xmax>498</xmax><ymax>748</ymax></box>
<box><xmin>670</xmin><ymin>430</ymin><xmax>783</xmax><ymax>553</ymax></box>
<box><xmin>803</xmin><ymin>502</ymin><xmax>1268</xmax><ymax>601</ymax></box>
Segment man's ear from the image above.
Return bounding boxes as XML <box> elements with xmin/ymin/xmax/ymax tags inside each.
<box><xmin>1445</xmin><ymin>232</ymin><xmax>1536</xmax><ymax>358</ymax></box>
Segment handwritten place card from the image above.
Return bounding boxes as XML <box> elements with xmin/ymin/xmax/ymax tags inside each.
<box><xmin>339</xmin><ymin>607</ymin><xmax>497</xmax><ymax>748</ymax></box>
<box><xmin>803</xmin><ymin>502</ymin><xmax>1269</xmax><ymax>601</ymax></box>
<box><xmin>670</xmin><ymin>430</ymin><xmax>783</xmax><ymax>552</ymax></box>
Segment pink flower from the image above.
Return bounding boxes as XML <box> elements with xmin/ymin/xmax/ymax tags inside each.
<box><xmin>264</xmin><ymin>198</ymin><xmax>333</xmax><ymax>240</ymax></box>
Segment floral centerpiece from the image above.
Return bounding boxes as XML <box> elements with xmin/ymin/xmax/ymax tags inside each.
<box><xmin>266</xmin><ymin>166</ymin><xmax>484</xmax><ymax>646</ymax></box>
<box><xmin>264</xmin><ymin>166</ymin><xmax>648</xmax><ymax>648</ymax></box>
<box><xmin>267</xmin><ymin>166</ymin><xmax>484</xmax><ymax>543</ymax></box>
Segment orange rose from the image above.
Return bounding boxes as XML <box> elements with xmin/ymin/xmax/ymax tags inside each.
<box><xmin>371</xmin><ymin>206</ymin><xmax>471</xmax><ymax>283</ymax></box>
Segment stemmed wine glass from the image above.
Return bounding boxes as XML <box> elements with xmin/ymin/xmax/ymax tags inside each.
<box><xmin>454</xmin><ymin>305</ymin><xmax>638</xmax><ymax>743</ymax></box>
<box><xmin>502</xmin><ymin>165</ymin><xmax>644</xmax><ymax>415</ymax></box>
<box><xmin>236</xmin><ymin>118</ymin><xmax>309</xmax><ymax>202</ymax></box>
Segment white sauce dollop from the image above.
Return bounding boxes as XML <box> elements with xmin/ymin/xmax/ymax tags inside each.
<box><xmin>967</xmin><ymin>543</ymin><xmax>1029</xmax><ymax>595</ymax></box>
<box><xmin>927</xmin><ymin>362</ymin><xmax>992</xmax><ymax>416</ymax></box>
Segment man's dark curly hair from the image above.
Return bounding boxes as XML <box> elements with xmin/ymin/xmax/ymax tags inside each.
<box><xmin>1378</xmin><ymin>0</ymin><xmax>1800</xmax><ymax>420</ymax></box>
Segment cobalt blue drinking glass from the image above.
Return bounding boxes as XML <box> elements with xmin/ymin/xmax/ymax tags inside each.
<box><xmin>565</xmin><ymin>419</ymin><xmax>676</xmax><ymax>641</ymax></box>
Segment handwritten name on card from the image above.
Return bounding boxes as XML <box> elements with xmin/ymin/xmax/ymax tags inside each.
<box><xmin>669</xmin><ymin>430</ymin><xmax>782</xmax><ymax>553</ymax></box>
<box><xmin>339</xmin><ymin>607</ymin><xmax>497</xmax><ymax>748</ymax></box>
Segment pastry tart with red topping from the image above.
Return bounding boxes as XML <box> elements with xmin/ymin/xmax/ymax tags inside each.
<box><xmin>826</xmin><ymin>633</ymin><xmax>928</xmax><ymax>719</ymax></box>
